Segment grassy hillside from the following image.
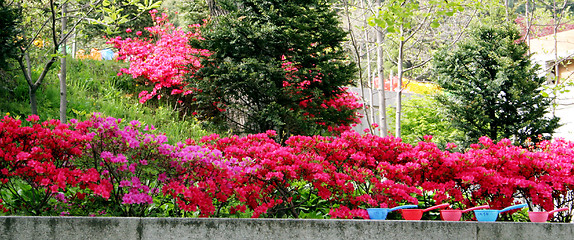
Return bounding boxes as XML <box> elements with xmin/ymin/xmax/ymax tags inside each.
<box><xmin>0</xmin><ymin>58</ymin><xmax>209</xmax><ymax>144</ymax></box>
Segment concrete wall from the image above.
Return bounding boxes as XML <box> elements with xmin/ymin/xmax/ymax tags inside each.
<box><xmin>1</xmin><ymin>216</ymin><xmax>573</xmax><ymax>240</ymax></box>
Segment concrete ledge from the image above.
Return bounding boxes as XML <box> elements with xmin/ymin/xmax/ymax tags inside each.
<box><xmin>1</xmin><ymin>216</ymin><xmax>573</xmax><ymax>240</ymax></box>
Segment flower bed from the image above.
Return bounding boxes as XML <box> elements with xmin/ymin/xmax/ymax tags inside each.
<box><xmin>1</xmin><ymin>114</ymin><xmax>573</xmax><ymax>222</ymax></box>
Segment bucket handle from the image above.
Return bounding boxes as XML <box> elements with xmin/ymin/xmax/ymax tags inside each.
<box><xmin>390</xmin><ymin>205</ymin><xmax>418</xmax><ymax>211</ymax></box>
<box><xmin>461</xmin><ymin>205</ymin><xmax>490</xmax><ymax>213</ymax></box>
<box><xmin>499</xmin><ymin>203</ymin><xmax>527</xmax><ymax>213</ymax></box>
<box><xmin>423</xmin><ymin>203</ymin><xmax>450</xmax><ymax>212</ymax></box>
<box><xmin>548</xmin><ymin>207</ymin><xmax>569</xmax><ymax>214</ymax></box>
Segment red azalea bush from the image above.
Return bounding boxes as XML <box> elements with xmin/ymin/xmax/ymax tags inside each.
<box><xmin>386</xmin><ymin>136</ymin><xmax>574</xmax><ymax>221</ymax></box>
<box><xmin>284</xmin><ymin>132</ymin><xmax>421</xmax><ymax>218</ymax></box>
<box><xmin>1</xmin><ymin>114</ymin><xmax>574</xmax><ymax>221</ymax></box>
<box><xmin>280</xmin><ymin>57</ymin><xmax>363</xmax><ymax>130</ymax></box>
<box><xmin>161</xmin><ymin>144</ymin><xmax>238</xmax><ymax>217</ymax></box>
<box><xmin>70</xmin><ymin>113</ymin><xmax>238</xmax><ymax>217</ymax></box>
<box><xmin>71</xmin><ymin>114</ymin><xmax>175</xmax><ymax>216</ymax></box>
<box><xmin>107</xmin><ymin>10</ymin><xmax>210</xmax><ymax>103</ymax></box>
<box><xmin>199</xmin><ymin>131</ymin><xmax>302</xmax><ymax>218</ymax></box>
<box><xmin>0</xmin><ymin>115</ymin><xmax>95</xmax><ymax>215</ymax></box>
<box><xmin>197</xmin><ymin>130</ymin><xmax>416</xmax><ymax>219</ymax></box>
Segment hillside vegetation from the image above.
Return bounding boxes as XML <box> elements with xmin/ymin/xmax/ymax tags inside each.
<box><xmin>0</xmin><ymin>58</ymin><xmax>209</xmax><ymax>144</ymax></box>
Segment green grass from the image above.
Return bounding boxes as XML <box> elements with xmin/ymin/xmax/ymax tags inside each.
<box><xmin>1</xmin><ymin>58</ymin><xmax>210</xmax><ymax>144</ymax></box>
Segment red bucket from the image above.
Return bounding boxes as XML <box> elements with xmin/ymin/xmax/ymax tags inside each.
<box><xmin>401</xmin><ymin>203</ymin><xmax>449</xmax><ymax>220</ymax></box>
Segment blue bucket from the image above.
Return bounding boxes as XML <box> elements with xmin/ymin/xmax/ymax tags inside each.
<box><xmin>367</xmin><ymin>205</ymin><xmax>418</xmax><ymax>220</ymax></box>
<box><xmin>474</xmin><ymin>203</ymin><xmax>527</xmax><ymax>222</ymax></box>
<box><xmin>367</xmin><ymin>208</ymin><xmax>391</xmax><ymax>220</ymax></box>
<box><xmin>474</xmin><ymin>210</ymin><xmax>500</xmax><ymax>222</ymax></box>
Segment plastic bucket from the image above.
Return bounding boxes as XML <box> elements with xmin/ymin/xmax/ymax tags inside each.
<box><xmin>474</xmin><ymin>210</ymin><xmax>500</xmax><ymax>222</ymax></box>
<box><xmin>528</xmin><ymin>207</ymin><xmax>569</xmax><ymax>222</ymax></box>
<box><xmin>367</xmin><ymin>208</ymin><xmax>391</xmax><ymax>220</ymax></box>
<box><xmin>401</xmin><ymin>209</ymin><xmax>423</xmax><ymax>220</ymax></box>
<box><xmin>367</xmin><ymin>205</ymin><xmax>418</xmax><ymax>220</ymax></box>
<box><xmin>401</xmin><ymin>203</ymin><xmax>449</xmax><ymax>220</ymax></box>
<box><xmin>474</xmin><ymin>203</ymin><xmax>527</xmax><ymax>222</ymax></box>
<box><xmin>440</xmin><ymin>205</ymin><xmax>490</xmax><ymax>221</ymax></box>
<box><xmin>440</xmin><ymin>210</ymin><xmax>463</xmax><ymax>221</ymax></box>
<box><xmin>528</xmin><ymin>212</ymin><xmax>549</xmax><ymax>223</ymax></box>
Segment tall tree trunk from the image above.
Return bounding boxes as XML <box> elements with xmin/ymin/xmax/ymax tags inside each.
<box><xmin>19</xmin><ymin>52</ymin><xmax>57</xmax><ymax>116</ymax></box>
<box><xmin>395</xmin><ymin>30</ymin><xmax>405</xmax><ymax>138</ymax></box>
<box><xmin>206</xmin><ymin>0</ymin><xmax>226</xmax><ymax>17</ymax></box>
<box><xmin>376</xmin><ymin>0</ymin><xmax>388</xmax><ymax>137</ymax></box>
<box><xmin>29</xmin><ymin>86</ymin><xmax>38</xmax><ymax>116</ymax></box>
<box><xmin>60</xmin><ymin>1</ymin><xmax>68</xmax><ymax>123</ymax></box>
<box><xmin>551</xmin><ymin>0</ymin><xmax>569</xmax><ymax>85</ymax></box>
<box><xmin>553</xmin><ymin>0</ymin><xmax>560</xmax><ymax>84</ymax></box>
<box><xmin>526</xmin><ymin>0</ymin><xmax>531</xmax><ymax>55</ymax></box>
<box><xmin>343</xmin><ymin>0</ymin><xmax>372</xmax><ymax>132</ymax></box>
<box><xmin>71</xmin><ymin>28</ymin><xmax>76</xmax><ymax>59</ymax></box>
<box><xmin>22</xmin><ymin>0</ymin><xmax>58</xmax><ymax>116</ymax></box>
<box><xmin>24</xmin><ymin>53</ymin><xmax>38</xmax><ymax>115</ymax></box>
<box><xmin>362</xmin><ymin>0</ymin><xmax>376</xmax><ymax>129</ymax></box>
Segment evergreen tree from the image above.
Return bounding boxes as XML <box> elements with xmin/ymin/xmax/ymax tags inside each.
<box><xmin>0</xmin><ymin>0</ymin><xmax>21</xmax><ymax>69</ymax></box>
<box><xmin>188</xmin><ymin>0</ymin><xmax>359</xmax><ymax>141</ymax></box>
<box><xmin>432</xmin><ymin>24</ymin><xmax>560</xmax><ymax>145</ymax></box>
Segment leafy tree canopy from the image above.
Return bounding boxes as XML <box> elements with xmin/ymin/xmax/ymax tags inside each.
<box><xmin>387</xmin><ymin>95</ymin><xmax>462</xmax><ymax>147</ymax></box>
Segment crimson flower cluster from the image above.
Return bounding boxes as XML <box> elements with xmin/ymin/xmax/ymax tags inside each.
<box><xmin>107</xmin><ymin>10</ymin><xmax>210</xmax><ymax>103</ymax></box>
<box><xmin>1</xmin><ymin>114</ymin><xmax>574</xmax><ymax>221</ymax></box>
<box><xmin>0</xmin><ymin>115</ymin><xmax>98</xmax><ymax>215</ymax></box>
<box><xmin>280</xmin><ymin>56</ymin><xmax>363</xmax><ymax>129</ymax></box>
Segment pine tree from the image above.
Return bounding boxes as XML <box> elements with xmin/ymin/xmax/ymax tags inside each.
<box><xmin>189</xmin><ymin>0</ymin><xmax>359</xmax><ymax>141</ymax></box>
<box><xmin>0</xmin><ymin>0</ymin><xmax>21</xmax><ymax>69</ymax></box>
<box><xmin>432</xmin><ymin>24</ymin><xmax>560</xmax><ymax>145</ymax></box>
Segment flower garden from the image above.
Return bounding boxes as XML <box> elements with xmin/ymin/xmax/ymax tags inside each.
<box><xmin>2</xmin><ymin>2</ymin><xmax>573</xmax><ymax>228</ymax></box>
<box><xmin>1</xmin><ymin>113</ymin><xmax>573</xmax><ymax>222</ymax></box>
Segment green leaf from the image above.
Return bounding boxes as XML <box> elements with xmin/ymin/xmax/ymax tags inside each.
<box><xmin>368</xmin><ymin>16</ymin><xmax>382</xmax><ymax>27</ymax></box>
<box><xmin>117</xmin><ymin>17</ymin><xmax>129</xmax><ymax>25</ymax></box>
<box><xmin>103</xmin><ymin>16</ymin><xmax>113</xmax><ymax>23</ymax></box>
<box><xmin>149</xmin><ymin>1</ymin><xmax>163</xmax><ymax>9</ymax></box>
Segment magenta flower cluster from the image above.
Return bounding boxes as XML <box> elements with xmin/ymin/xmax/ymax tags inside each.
<box><xmin>1</xmin><ymin>113</ymin><xmax>574</xmax><ymax>221</ymax></box>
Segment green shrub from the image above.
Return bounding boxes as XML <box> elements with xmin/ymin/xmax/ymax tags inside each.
<box><xmin>387</xmin><ymin>95</ymin><xmax>462</xmax><ymax>147</ymax></box>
